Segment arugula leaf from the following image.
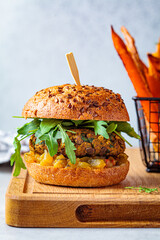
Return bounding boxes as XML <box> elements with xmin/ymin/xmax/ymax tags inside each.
<box><xmin>71</xmin><ymin>120</ymin><xmax>84</xmax><ymax>126</ymax></box>
<box><xmin>79</xmin><ymin>120</ymin><xmax>94</xmax><ymax>125</ymax></box>
<box><xmin>54</xmin><ymin>130</ymin><xmax>62</xmax><ymax>139</ymax></box>
<box><xmin>17</xmin><ymin>119</ymin><xmax>41</xmax><ymax>135</ymax></box>
<box><xmin>13</xmin><ymin>116</ymin><xmax>35</xmax><ymax>119</ymax></box>
<box><xmin>106</xmin><ymin>123</ymin><xmax>117</xmax><ymax>133</ymax></box>
<box><xmin>114</xmin><ymin>130</ymin><xmax>132</xmax><ymax>147</ymax></box>
<box><xmin>11</xmin><ymin>119</ymin><xmax>41</xmax><ymax>176</ymax></box>
<box><xmin>62</xmin><ymin>121</ymin><xmax>74</xmax><ymax>127</ymax></box>
<box><xmin>11</xmin><ymin>118</ymin><xmax>140</xmax><ymax>176</ymax></box>
<box><xmin>93</xmin><ymin>121</ymin><xmax>109</xmax><ymax>139</ymax></box>
<box><xmin>58</xmin><ymin>124</ymin><xmax>76</xmax><ymax>164</ymax></box>
<box><xmin>115</xmin><ymin>122</ymin><xmax>140</xmax><ymax>139</ymax></box>
<box><xmin>35</xmin><ymin>128</ymin><xmax>43</xmax><ymax>144</ymax></box>
<box><xmin>19</xmin><ymin>131</ymin><xmax>37</xmax><ymax>141</ymax></box>
<box><xmin>82</xmin><ymin>120</ymin><xmax>108</xmax><ymax>126</ymax></box>
<box><xmin>10</xmin><ymin>136</ymin><xmax>26</xmax><ymax>176</ymax></box>
<box><xmin>125</xmin><ymin>186</ymin><xmax>158</xmax><ymax>193</ymax></box>
<box><xmin>126</xmin><ymin>129</ymin><xmax>140</xmax><ymax>139</ymax></box>
<box><xmin>65</xmin><ymin>129</ymin><xmax>76</xmax><ymax>134</ymax></box>
<box><xmin>35</xmin><ymin>119</ymin><xmax>62</xmax><ymax>143</ymax></box>
<box><xmin>39</xmin><ymin>129</ymin><xmax>59</xmax><ymax>156</ymax></box>
<box><xmin>40</xmin><ymin>119</ymin><xmax>62</xmax><ymax>135</ymax></box>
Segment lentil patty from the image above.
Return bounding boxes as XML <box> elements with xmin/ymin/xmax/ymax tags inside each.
<box><xmin>29</xmin><ymin>128</ymin><xmax>125</xmax><ymax>157</ymax></box>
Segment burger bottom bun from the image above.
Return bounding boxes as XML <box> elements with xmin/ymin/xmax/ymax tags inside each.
<box><xmin>25</xmin><ymin>158</ymin><xmax>129</xmax><ymax>187</ymax></box>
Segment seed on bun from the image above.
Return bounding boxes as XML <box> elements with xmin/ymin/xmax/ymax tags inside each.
<box><xmin>22</xmin><ymin>84</ymin><xmax>129</xmax><ymax>121</ymax></box>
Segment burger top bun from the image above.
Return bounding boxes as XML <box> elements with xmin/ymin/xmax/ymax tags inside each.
<box><xmin>22</xmin><ymin>84</ymin><xmax>129</xmax><ymax>121</ymax></box>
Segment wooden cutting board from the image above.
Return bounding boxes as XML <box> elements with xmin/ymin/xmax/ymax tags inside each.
<box><xmin>5</xmin><ymin>148</ymin><xmax>160</xmax><ymax>228</ymax></box>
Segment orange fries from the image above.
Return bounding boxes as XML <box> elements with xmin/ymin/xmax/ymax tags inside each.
<box><xmin>111</xmin><ymin>26</ymin><xmax>160</xmax><ymax>141</ymax></box>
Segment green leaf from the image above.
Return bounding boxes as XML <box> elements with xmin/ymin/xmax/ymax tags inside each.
<box><xmin>58</xmin><ymin>124</ymin><xmax>76</xmax><ymax>164</ymax></box>
<box><xmin>125</xmin><ymin>186</ymin><xmax>158</xmax><ymax>193</ymax></box>
<box><xmin>13</xmin><ymin>116</ymin><xmax>35</xmax><ymax>119</ymax></box>
<box><xmin>115</xmin><ymin>122</ymin><xmax>140</xmax><ymax>139</ymax></box>
<box><xmin>11</xmin><ymin>118</ymin><xmax>140</xmax><ymax>177</ymax></box>
<box><xmin>17</xmin><ymin>119</ymin><xmax>41</xmax><ymax>135</ymax></box>
<box><xmin>10</xmin><ymin>136</ymin><xmax>26</xmax><ymax>176</ymax></box>
<box><xmin>80</xmin><ymin>120</ymin><xmax>94</xmax><ymax>125</ymax></box>
<box><xmin>114</xmin><ymin>130</ymin><xmax>132</xmax><ymax>147</ymax></box>
<box><xmin>71</xmin><ymin>120</ymin><xmax>84</xmax><ymax>126</ymax></box>
<box><xmin>35</xmin><ymin>119</ymin><xmax>62</xmax><ymax>144</ymax></box>
<box><xmin>126</xmin><ymin>129</ymin><xmax>140</xmax><ymax>139</ymax></box>
<box><xmin>93</xmin><ymin>121</ymin><xmax>109</xmax><ymax>139</ymax></box>
<box><xmin>62</xmin><ymin>121</ymin><xmax>74</xmax><ymax>127</ymax></box>
<box><xmin>97</xmin><ymin>121</ymin><xmax>108</xmax><ymax>127</ymax></box>
<box><xmin>40</xmin><ymin>119</ymin><xmax>62</xmax><ymax>135</ymax></box>
<box><xmin>35</xmin><ymin>128</ymin><xmax>43</xmax><ymax>144</ymax></box>
<box><xmin>39</xmin><ymin>129</ymin><xmax>59</xmax><ymax>156</ymax></box>
<box><xmin>106</xmin><ymin>123</ymin><xmax>117</xmax><ymax>133</ymax></box>
<box><xmin>54</xmin><ymin>130</ymin><xmax>62</xmax><ymax>139</ymax></box>
<box><xmin>13</xmin><ymin>116</ymin><xmax>25</xmax><ymax>118</ymax></box>
<box><xmin>65</xmin><ymin>129</ymin><xmax>76</xmax><ymax>134</ymax></box>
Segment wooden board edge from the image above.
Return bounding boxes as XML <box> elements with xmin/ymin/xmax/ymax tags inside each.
<box><xmin>5</xmin><ymin>196</ymin><xmax>160</xmax><ymax>228</ymax></box>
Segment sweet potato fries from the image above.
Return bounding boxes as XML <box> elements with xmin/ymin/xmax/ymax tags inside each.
<box><xmin>111</xmin><ymin>26</ymin><xmax>160</xmax><ymax>142</ymax></box>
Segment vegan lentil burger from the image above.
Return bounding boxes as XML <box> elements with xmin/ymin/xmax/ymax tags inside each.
<box><xmin>11</xmin><ymin>84</ymin><xmax>140</xmax><ymax>187</ymax></box>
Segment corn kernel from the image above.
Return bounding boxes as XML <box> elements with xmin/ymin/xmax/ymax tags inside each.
<box><xmin>24</xmin><ymin>151</ymin><xmax>35</xmax><ymax>163</ymax></box>
<box><xmin>53</xmin><ymin>160</ymin><xmax>67</xmax><ymax>168</ymax></box>
<box><xmin>40</xmin><ymin>150</ymin><xmax>53</xmax><ymax>166</ymax></box>
<box><xmin>67</xmin><ymin>160</ymin><xmax>78</xmax><ymax>168</ymax></box>
<box><xmin>34</xmin><ymin>153</ymin><xmax>41</xmax><ymax>163</ymax></box>
<box><xmin>55</xmin><ymin>154</ymin><xmax>66</xmax><ymax>161</ymax></box>
<box><xmin>78</xmin><ymin>161</ymin><xmax>91</xmax><ymax>168</ymax></box>
<box><xmin>88</xmin><ymin>159</ymin><xmax>106</xmax><ymax>169</ymax></box>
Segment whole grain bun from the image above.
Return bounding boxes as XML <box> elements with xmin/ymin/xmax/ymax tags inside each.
<box><xmin>25</xmin><ymin>158</ymin><xmax>129</xmax><ymax>187</ymax></box>
<box><xmin>22</xmin><ymin>84</ymin><xmax>129</xmax><ymax>121</ymax></box>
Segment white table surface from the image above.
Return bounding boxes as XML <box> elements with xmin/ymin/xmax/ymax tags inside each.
<box><xmin>0</xmin><ymin>164</ymin><xmax>160</xmax><ymax>240</ymax></box>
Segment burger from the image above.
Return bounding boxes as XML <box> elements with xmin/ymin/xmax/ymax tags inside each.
<box><xmin>11</xmin><ymin>84</ymin><xmax>140</xmax><ymax>187</ymax></box>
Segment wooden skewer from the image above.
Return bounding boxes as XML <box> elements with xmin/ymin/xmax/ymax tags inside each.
<box><xmin>66</xmin><ymin>52</ymin><xmax>81</xmax><ymax>85</ymax></box>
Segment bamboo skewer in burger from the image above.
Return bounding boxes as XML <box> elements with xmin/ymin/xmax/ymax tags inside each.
<box><xmin>66</xmin><ymin>52</ymin><xmax>81</xmax><ymax>86</ymax></box>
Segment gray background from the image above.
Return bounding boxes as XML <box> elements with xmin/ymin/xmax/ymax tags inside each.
<box><xmin>0</xmin><ymin>0</ymin><xmax>160</xmax><ymax>147</ymax></box>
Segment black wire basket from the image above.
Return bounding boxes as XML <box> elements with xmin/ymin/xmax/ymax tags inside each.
<box><xmin>133</xmin><ymin>97</ymin><xmax>160</xmax><ymax>172</ymax></box>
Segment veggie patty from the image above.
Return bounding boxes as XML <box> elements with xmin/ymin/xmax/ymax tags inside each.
<box><xmin>29</xmin><ymin>128</ymin><xmax>125</xmax><ymax>157</ymax></box>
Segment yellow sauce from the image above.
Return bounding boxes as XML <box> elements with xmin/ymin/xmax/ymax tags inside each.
<box><xmin>24</xmin><ymin>151</ymin><xmax>116</xmax><ymax>169</ymax></box>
